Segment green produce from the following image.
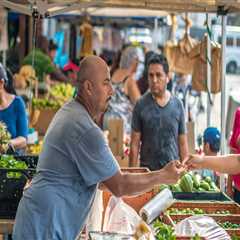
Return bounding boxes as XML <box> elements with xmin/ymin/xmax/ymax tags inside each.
<box><xmin>159</xmin><ymin>184</ymin><xmax>169</xmax><ymax>192</ymax></box>
<box><xmin>170</xmin><ymin>184</ymin><xmax>182</xmax><ymax>192</ymax></box>
<box><xmin>199</xmin><ymin>181</ymin><xmax>210</xmax><ymax>191</ymax></box>
<box><xmin>215</xmin><ymin>210</ymin><xmax>230</xmax><ymax>214</ymax></box>
<box><xmin>205</xmin><ymin>176</ymin><xmax>212</xmax><ymax>184</ymax></box>
<box><xmin>23</xmin><ymin>49</ymin><xmax>55</xmax><ymax>82</ymax></box>
<box><xmin>179</xmin><ymin>173</ymin><xmax>193</xmax><ymax>192</ymax></box>
<box><xmin>192</xmin><ymin>174</ymin><xmax>201</xmax><ymax>188</ymax></box>
<box><xmin>169</xmin><ymin>173</ymin><xmax>220</xmax><ymax>193</ymax></box>
<box><xmin>218</xmin><ymin>221</ymin><xmax>240</xmax><ymax>229</ymax></box>
<box><xmin>166</xmin><ymin>208</ymin><xmax>205</xmax><ymax>215</ymax></box>
<box><xmin>153</xmin><ymin>219</ymin><xmax>176</xmax><ymax>240</ymax></box>
<box><xmin>32</xmin><ymin>98</ymin><xmax>60</xmax><ymax>110</ymax></box>
<box><xmin>0</xmin><ymin>155</ymin><xmax>27</xmax><ymax>178</ymax></box>
<box><xmin>0</xmin><ymin>122</ymin><xmax>11</xmax><ymax>153</ymax></box>
<box><xmin>232</xmin><ymin>235</ymin><xmax>240</xmax><ymax>240</ymax></box>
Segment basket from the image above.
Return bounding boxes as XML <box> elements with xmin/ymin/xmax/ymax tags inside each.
<box><xmin>0</xmin><ymin>155</ymin><xmax>38</xmax><ymax>219</ymax></box>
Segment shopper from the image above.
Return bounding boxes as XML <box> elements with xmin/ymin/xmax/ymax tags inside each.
<box><xmin>186</xmin><ymin>154</ymin><xmax>240</xmax><ymax>174</ymax></box>
<box><xmin>0</xmin><ymin>63</ymin><xmax>28</xmax><ymax>153</ymax></box>
<box><xmin>227</xmin><ymin>108</ymin><xmax>240</xmax><ymax>202</ymax></box>
<box><xmin>103</xmin><ymin>46</ymin><xmax>141</xmax><ymax>135</ymax></box>
<box><xmin>129</xmin><ymin>54</ymin><xmax>188</xmax><ymax>170</ymax></box>
<box><xmin>13</xmin><ymin>56</ymin><xmax>185</xmax><ymax>240</ymax></box>
<box><xmin>200</xmin><ymin>127</ymin><xmax>221</xmax><ymax>181</ymax></box>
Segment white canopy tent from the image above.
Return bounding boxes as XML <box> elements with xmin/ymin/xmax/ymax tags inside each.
<box><xmin>1</xmin><ymin>1</ymin><xmax>240</xmax><ymax>17</ymax></box>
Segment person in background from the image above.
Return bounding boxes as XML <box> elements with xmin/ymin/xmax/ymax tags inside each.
<box><xmin>63</xmin><ymin>61</ymin><xmax>80</xmax><ymax>86</ymax></box>
<box><xmin>103</xmin><ymin>46</ymin><xmax>141</xmax><ymax>135</ymax></box>
<box><xmin>48</xmin><ymin>40</ymin><xmax>68</xmax><ymax>83</ymax></box>
<box><xmin>13</xmin><ymin>56</ymin><xmax>185</xmax><ymax>240</ymax></box>
<box><xmin>130</xmin><ymin>54</ymin><xmax>188</xmax><ymax>170</ymax></box>
<box><xmin>228</xmin><ymin>108</ymin><xmax>240</xmax><ymax>202</ymax></box>
<box><xmin>137</xmin><ymin>51</ymin><xmax>155</xmax><ymax>95</ymax></box>
<box><xmin>200</xmin><ymin>127</ymin><xmax>221</xmax><ymax>182</ymax></box>
<box><xmin>0</xmin><ymin>63</ymin><xmax>28</xmax><ymax>153</ymax></box>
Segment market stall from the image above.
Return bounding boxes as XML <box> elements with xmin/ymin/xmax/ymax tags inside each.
<box><xmin>0</xmin><ymin>0</ymin><xmax>240</xmax><ymax>239</ymax></box>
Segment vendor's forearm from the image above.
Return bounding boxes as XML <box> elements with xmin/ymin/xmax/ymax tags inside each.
<box><xmin>202</xmin><ymin>155</ymin><xmax>240</xmax><ymax>174</ymax></box>
<box><xmin>10</xmin><ymin>137</ymin><xmax>27</xmax><ymax>150</ymax></box>
<box><xmin>116</xmin><ymin>170</ymin><xmax>171</xmax><ymax>197</ymax></box>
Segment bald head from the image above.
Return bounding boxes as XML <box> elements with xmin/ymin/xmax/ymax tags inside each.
<box><xmin>78</xmin><ymin>56</ymin><xmax>108</xmax><ymax>87</ymax></box>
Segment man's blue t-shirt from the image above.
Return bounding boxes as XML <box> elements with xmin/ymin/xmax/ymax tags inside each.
<box><xmin>0</xmin><ymin>96</ymin><xmax>28</xmax><ymax>139</ymax></box>
<box><xmin>13</xmin><ymin>100</ymin><xmax>119</xmax><ymax>240</ymax></box>
<box><xmin>132</xmin><ymin>92</ymin><xmax>186</xmax><ymax>170</ymax></box>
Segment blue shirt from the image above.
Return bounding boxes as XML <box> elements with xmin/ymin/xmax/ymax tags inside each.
<box><xmin>132</xmin><ymin>92</ymin><xmax>186</xmax><ymax>170</ymax></box>
<box><xmin>0</xmin><ymin>96</ymin><xmax>28</xmax><ymax>139</ymax></box>
<box><xmin>13</xmin><ymin>100</ymin><xmax>119</xmax><ymax>240</ymax></box>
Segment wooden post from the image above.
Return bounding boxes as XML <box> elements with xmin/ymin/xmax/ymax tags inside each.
<box><xmin>108</xmin><ymin>119</ymin><xmax>124</xmax><ymax>158</ymax></box>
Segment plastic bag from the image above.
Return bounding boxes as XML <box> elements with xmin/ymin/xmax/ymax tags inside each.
<box><xmin>103</xmin><ymin>196</ymin><xmax>141</xmax><ymax>234</ymax></box>
<box><xmin>76</xmin><ymin>190</ymin><xmax>103</xmax><ymax>240</ymax></box>
<box><xmin>103</xmin><ymin>196</ymin><xmax>154</xmax><ymax>240</ymax></box>
<box><xmin>175</xmin><ymin>215</ymin><xmax>231</xmax><ymax>240</ymax></box>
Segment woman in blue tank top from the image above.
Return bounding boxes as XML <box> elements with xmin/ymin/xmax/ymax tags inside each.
<box><xmin>0</xmin><ymin>63</ymin><xmax>28</xmax><ymax>153</ymax></box>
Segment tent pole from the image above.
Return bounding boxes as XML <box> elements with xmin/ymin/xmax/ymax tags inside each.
<box><xmin>153</xmin><ymin>17</ymin><xmax>158</xmax><ymax>51</ymax></box>
<box><xmin>206</xmin><ymin>13</ymin><xmax>212</xmax><ymax>127</ymax></box>
<box><xmin>220</xmin><ymin>13</ymin><xmax>227</xmax><ymax>191</ymax></box>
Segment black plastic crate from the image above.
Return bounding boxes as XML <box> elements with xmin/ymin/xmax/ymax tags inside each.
<box><xmin>0</xmin><ymin>155</ymin><xmax>38</xmax><ymax>219</ymax></box>
<box><xmin>173</xmin><ymin>191</ymin><xmax>232</xmax><ymax>202</ymax></box>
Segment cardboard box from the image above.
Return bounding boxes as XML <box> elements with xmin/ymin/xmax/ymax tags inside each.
<box><xmin>187</xmin><ymin>121</ymin><xmax>195</xmax><ymax>154</ymax></box>
<box><xmin>31</xmin><ymin>109</ymin><xmax>58</xmax><ymax>136</ymax></box>
<box><xmin>108</xmin><ymin>119</ymin><xmax>124</xmax><ymax>157</ymax></box>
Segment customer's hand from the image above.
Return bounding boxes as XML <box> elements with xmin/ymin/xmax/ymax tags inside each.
<box><xmin>162</xmin><ymin>160</ymin><xmax>186</xmax><ymax>184</ymax></box>
<box><xmin>184</xmin><ymin>154</ymin><xmax>204</xmax><ymax>170</ymax></box>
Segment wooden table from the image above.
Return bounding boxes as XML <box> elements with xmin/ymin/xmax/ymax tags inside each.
<box><xmin>0</xmin><ymin>219</ymin><xmax>14</xmax><ymax>240</ymax></box>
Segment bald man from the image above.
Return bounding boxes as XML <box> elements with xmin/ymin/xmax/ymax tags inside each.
<box><xmin>13</xmin><ymin>56</ymin><xmax>185</xmax><ymax>240</ymax></box>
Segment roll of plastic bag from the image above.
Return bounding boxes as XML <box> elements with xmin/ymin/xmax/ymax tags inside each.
<box><xmin>139</xmin><ymin>188</ymin><xmax>174</xmax><ymax>224</ymax></box>
<box><xmin>175</xmin><ymin>215</ymin><xmax>231</xmax><ymax>240</ymax></box>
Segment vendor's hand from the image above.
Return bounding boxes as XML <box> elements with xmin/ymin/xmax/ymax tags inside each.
<box><xmin>162</xmin><ymin>160</ymin><xmax>186</xmax><ymax>184</ymax></box>
<box><xmin>184</xmin><ymin>154</ymin><xmax>204</xmax><ymax>170</ymax></box>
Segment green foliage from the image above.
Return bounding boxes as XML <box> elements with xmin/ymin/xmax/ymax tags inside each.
<box><xmin>153</xmin><ymin>219</ymin><xmax>176</xmax><ymax>240</ymax></box>
<box><xmin>0</xmin><ymin>155</ymin><xmax>27</xmax><ymax>178</ymax></box>
<box><xmin>23</xmin><ymin>49</ymin><xmax>56</xmax><ymax>82</ymax></box>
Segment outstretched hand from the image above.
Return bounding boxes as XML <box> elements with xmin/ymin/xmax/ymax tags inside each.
<box><xmin>162</xmin><ymin>160</ymin><xmax>187</xmax><ymax>184</ymax></box>
<box><xmin>183</xmin><ymin>154</ymin><xmax>204</xmax><ymax>170</ymax></box>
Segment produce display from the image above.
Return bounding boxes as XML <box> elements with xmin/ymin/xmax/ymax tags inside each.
<box><xmin>159</xmin><ymin>173</ymin><xmax>219</xmax><ymax>193</ymax></box>
<box><xmin>32</xmin><ymin>83</ymin><xmax>75</xmax><ymax>110</ymax></box>
<box><xmin>153</xmin><ymin>219</ymin><xmax>176</xmax><ymax>240</ymax></box>
<box><xmin>27</xmin><ymin>140</ymin><xmax>43</xmax><ymax>155</ymax></box>
<box><xmin>218</xmin><ymin>222</ymin><xmax>240</xmax><ymax>229</ymax></box>
<box><xmin>153</xmin><ymin>219</ymin><xmax>201</xmax><ymax>240</ymax></box>
<box><xmin>32</xmin><ymin>98</ymin><xmax>60</xmax><ymax>109</ymax></box>
<box><xmin>166</xmin><ymin>208</ymin><xmax>231</xmax><ymax>215</ymax></box>
<box><xmin>49</xmin><ymin>83</ymin><xmax>75</xmax><ymax>106</ymax></box>
<box><xmin>0</xmin><ymin>122</ymin><xmax>11</xmax><ymax>153</ymax></box>
<box><xmin>0</xmin><ymin>155</ymin><xmax>27</xmax><ymax>178</ymax></box>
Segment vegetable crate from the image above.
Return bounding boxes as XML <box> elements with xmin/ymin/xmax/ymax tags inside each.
<box><xmin>163</xmin><ymin>214</ymin><xmax>240</xmax><ymax>237</ymax></box>
<box><xmin>168</xmin><ymin>201</ymin><xmax>240</xmax><ymax>214</ymax></box>
<box><xmin>173</xmin><ymin>191</ymin><xmax>232</xmax><ymax>202</ymax></box>
<box><xmin>0</xmin><ymin>155</ymin><xmax>38</xmax><ymax>219</ymax></box>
